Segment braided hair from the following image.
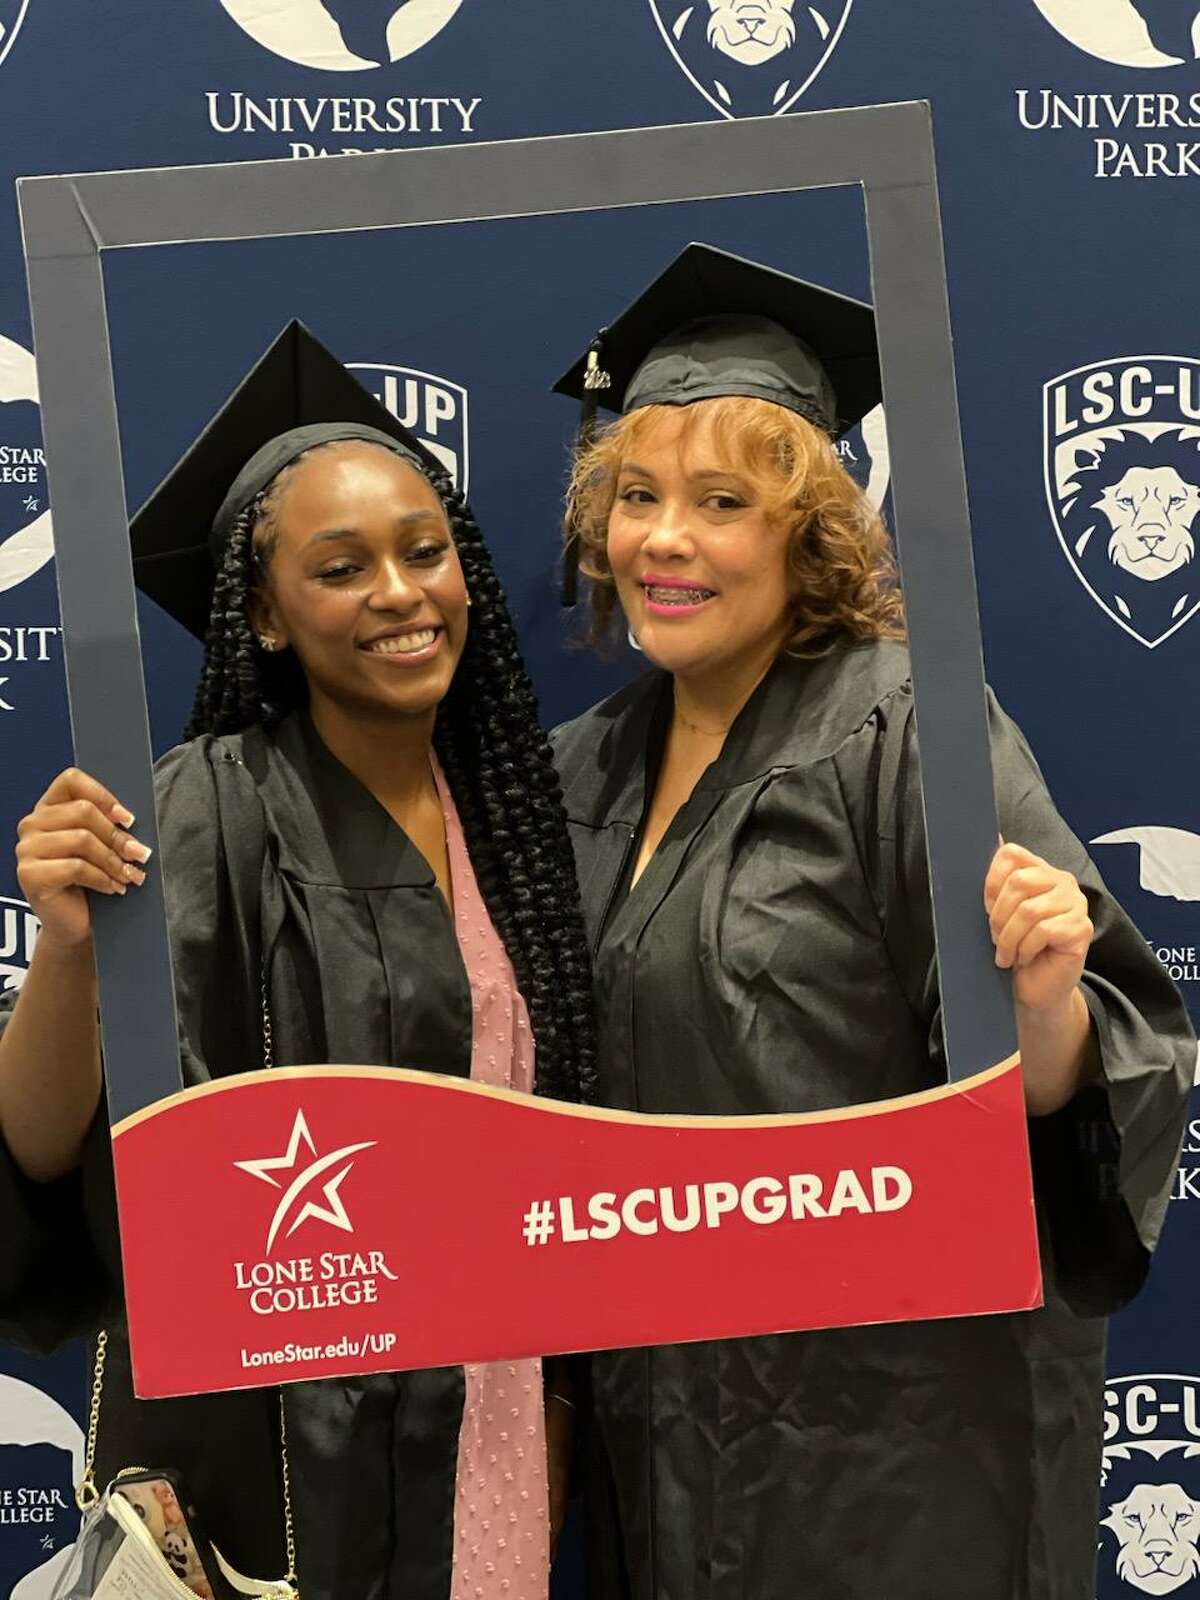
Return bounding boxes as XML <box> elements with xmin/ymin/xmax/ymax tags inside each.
<box><xmin>186</xmin><ymin>449</ymin><xmax>596</xmax><ymax>1104</ymax></box>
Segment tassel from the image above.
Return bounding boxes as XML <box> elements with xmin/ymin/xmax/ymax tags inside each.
<box><xmin>562</xmin><ymin>331</ymin><xmax>610</xmax><ymax>607</ymax></box>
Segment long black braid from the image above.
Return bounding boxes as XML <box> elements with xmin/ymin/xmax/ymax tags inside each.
<box><xmin>186</xmin><ymin>452</ymin><xmax>596</xmax><ymax>1103</ymax></box>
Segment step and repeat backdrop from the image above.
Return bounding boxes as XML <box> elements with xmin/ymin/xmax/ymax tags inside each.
<box><xmin>2</xmin><ymin>3</ymin><xmax>1199</xmax><ymax>1597</ymax></box>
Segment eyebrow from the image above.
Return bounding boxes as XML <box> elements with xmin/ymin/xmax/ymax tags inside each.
<box><xmin>304</xmin><ymin>509</ymin><xmax>443</xmax><ymax>548</ymax></box>
<box><xmin>617</xmin><ymin>463</ymin><xmax>744</xmax><ymax>485</ymax></box>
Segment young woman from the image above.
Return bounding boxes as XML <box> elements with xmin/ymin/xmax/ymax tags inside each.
<box><xmin>0</xmin><ymin>325</ymin><xmax>593</xmax><ymax>1600</ymax></box>
<box><xmin>551</xmin><ymin>245</ymin><xmax>1194</xmax><ymax>1599</ymax></box>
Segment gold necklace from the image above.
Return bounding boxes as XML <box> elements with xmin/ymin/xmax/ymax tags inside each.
<box><xmin>674</xmin><ymin>705</ymin><xmax>735</xmax><ymax>738</ymax></box>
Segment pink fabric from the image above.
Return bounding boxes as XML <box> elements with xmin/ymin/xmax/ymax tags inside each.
<box><xmin>433</xmin><ymin>759</ymin><xmax>550</xmax><ymax>1600</ymax></box>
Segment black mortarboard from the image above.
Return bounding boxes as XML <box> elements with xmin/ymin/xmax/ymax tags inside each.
<box><xmin>129</xmin><ymin>320</ymin><xmax>442</xmax><ymax>640</ymax></box>
<box><xmin>554</xmin><ymin>241</ymin><xmax>881</xmax><ymax>436</ymax></box>
<box><xmin>553</xmin><ymin>243</ymin><xmax>881</xmax><ymax>603</ymax></box>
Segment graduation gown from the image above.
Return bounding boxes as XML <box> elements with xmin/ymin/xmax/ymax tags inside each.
<box><xmin>551</xmin><ymin>638</ymin><xmax>1194</xmax><ymax>1600</ymax></box>
<box><xmin>0</xmin><ymin>709</ymin><xmax>480</xmax><ymax>1600</ymax></box>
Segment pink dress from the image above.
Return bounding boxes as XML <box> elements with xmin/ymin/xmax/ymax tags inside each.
<box><xmin>433</xmin><ymin>760</ymin><xmax>550</xmax><ymax>1600</ymax></box>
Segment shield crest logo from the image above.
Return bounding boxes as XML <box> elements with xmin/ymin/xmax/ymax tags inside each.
<box><xmin>347</xmin><ymin>362</ymin><xmax>470</xmax><ymax>493</ymax></box>
<box><xmin>1043</xmin><ymin>356</ymin><xmax>1200</xmax><ymax>649</ymax></box>
<box><xmin>1098</xmin><ymin>1376</ymin><xmax>1200</xmax><ymax>1598</ymax></box>
<box><xmin>0</xmin><ymin>0</ymin><xmax>32</xmax><ymax>70</ymax></box>
<box><xmin>647</xmin><ymin>0</ymin><xmax>854</xmax><ymax>119</ymax></box>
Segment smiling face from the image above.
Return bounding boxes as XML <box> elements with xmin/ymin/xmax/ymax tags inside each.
<box><xmin>606</xmin><ymin>404</ymin><xmax>794</xmax><ymax>687</ymax></box>
<box><xmin>251</xmin><ymin>440</ymin><xmax>468</xmax><ymax>725</ymax></box>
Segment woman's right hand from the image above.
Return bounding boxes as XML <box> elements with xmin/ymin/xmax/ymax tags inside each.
<box><xmin>15</xmin><ymin>768</ymin><xmax>151</xmax><ymax>950</ymax></box>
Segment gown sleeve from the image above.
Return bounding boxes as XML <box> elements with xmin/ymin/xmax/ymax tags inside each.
<box><xmin>0</xmin><ymin>739</ymin><xmax>254</xmax><ymax>1354</ymax></box>
<box><xmin>867</xmin><ymin>682</ymin><xmax>1194</xmax><ymax>1317</ymax></box>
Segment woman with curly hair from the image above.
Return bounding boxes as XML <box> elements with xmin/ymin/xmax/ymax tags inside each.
<box><xmin>0</xmin><ymin>324</ymin><xmax>594</xmax><ymax>1600</ymax></box>
<box><xmin>550</xmin><ymin>245</ymin><xmax>1192</xmax><ymax>1600</ymax></box>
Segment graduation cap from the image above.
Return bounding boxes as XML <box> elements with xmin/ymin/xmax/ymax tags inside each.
<box><xmin>129</xmin><ymin>320</ymin><xmax>442</xmax><ymax>640</ymax></box>
<box><xmin>553</xmin><ymin>243</ymin><xmax>881</xmax><ymax>603</ymax></box>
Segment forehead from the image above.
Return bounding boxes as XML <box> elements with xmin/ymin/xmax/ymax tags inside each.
<box><xmin>274</xmin><ymin>441</ymin><xmax>443</xmax><ymax>528</ymax></box>
<box><xmin>621</xmin><ymin>404</ymin><xmax>730</xmax><ymax>469</ymax></box>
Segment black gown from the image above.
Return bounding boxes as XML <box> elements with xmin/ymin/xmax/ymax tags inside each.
<box><xmin>551</xmin><ymin>637</ymin><xmax>1194</xmax><ymax>1600</ymax></box>
<box><xmin>0</xmin><ymin>709</ymin><xmax>485</xmax><ymax>1600</ymax></box>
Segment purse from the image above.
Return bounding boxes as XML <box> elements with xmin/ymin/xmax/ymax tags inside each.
<box><xmin>53</xmin><ymin>943</ymin><xmax>298</xmax><ymax>1600</ymax></box>
<box><xmin>49</xmin><ymin>1340</ymin><xmax>298</xmax><ymax>1600</ymax></box>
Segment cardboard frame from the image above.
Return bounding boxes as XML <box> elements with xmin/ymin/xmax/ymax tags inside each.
<box><xmin>18</xmin><ymin>103</ymin><xmax>1016</xmax><ymax>1128</ymax></box>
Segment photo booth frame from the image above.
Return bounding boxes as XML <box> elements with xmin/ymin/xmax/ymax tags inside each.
<box><xmin>17</xmin><ymin>108</ymin><xmax>1040</xmax><ymax>1398</ymax></box>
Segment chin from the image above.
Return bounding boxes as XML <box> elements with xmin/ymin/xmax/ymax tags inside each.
<box><xmin>635</xmin><ymin>636</ymin><xmax>711</xmax><ymax>678</ymax></box>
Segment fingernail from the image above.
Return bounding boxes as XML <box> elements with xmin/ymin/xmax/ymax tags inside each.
<box><xmin>122</xmin><ymin>839</ymin><xmax>152</xmax><ymax>864</ymax></box>
<box><xmin>111</xmin><ymin>804</ymin><xmax>135</xmax><ymax>829</ymax></box>
<box><xmin>123</xmin><ymin>864</ymin><xmax>146</xmax><ymax>886</ymax></box>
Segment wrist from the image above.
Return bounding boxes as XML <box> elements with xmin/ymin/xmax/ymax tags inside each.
<box><xmin>1015</xmin><ymin>985</ymin><xmax>1088</xmax><ymax>1030</ymax></box>
<box><xmin>32</xmin><ymin>930</ymin><xmax>96</xmax><ymax>965</ymax></box>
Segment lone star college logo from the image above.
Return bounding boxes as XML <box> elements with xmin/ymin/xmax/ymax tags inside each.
<box><xmin>218</xmin><ymin>0</ymin><xmax>466</xmax><ymax>71</ymax></box>
<box><xmin>1092</xmin><ymin>827</ymin><xmax>1200</xmax><ymax>901</ymax></box>
<box><xmin>235</xmin><ymin>1109</ymin><xmax>375</xmax><ymax>1252</ymax></box>
<box><xmin>0</xmin><ymin>334</ymin><xmax>53</xmax><ymax>600</ymax></box>
<box><xmin>1030</xmin><ymin>0</ymin><xmax>1200</xmax><ymax>68</ymax></box>
<box><xmin>0</xmin><ymin>0</ymin><xmax>32</xmax><ymax>70</ymax></box>
<box><xmin>648</xmin><ymin>0</ymin><xmax>854</xmax><ymax>118</ymax></box>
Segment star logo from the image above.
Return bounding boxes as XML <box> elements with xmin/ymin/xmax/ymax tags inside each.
<box><xmin>234</xmin><ymin>1110</ymin><xmax>376</xmax><ymax>1253</ymax></box>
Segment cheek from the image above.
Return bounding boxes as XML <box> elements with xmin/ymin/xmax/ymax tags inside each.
<box><xmin>427</xmin><ymin>559</ymin><xmax>470</xmax><ymax>640</ymax></box>
<box><xmin>606</xmin><ymin>515</ymin><xmax>642</xmax><ymax>579</ymax></box>
<box><xmin>707</xmin><ymin>523</ymin><xmax>791</xmax><ymax>597</ymax></box>
<box><xmin>276</xmin><ymin>582</ymin><xmax>358</xmax><ymax>643</ymax></box>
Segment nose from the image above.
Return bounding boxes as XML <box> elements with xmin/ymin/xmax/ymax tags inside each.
<box><xmin>366</xmin><ymin>559</ymin><xmax>423</xmax><ymax>612</ymax></box>
<box><xmin>638</xmin><ymin>498</ymin><xmax>697</xmax><ymax>560</ymax></box>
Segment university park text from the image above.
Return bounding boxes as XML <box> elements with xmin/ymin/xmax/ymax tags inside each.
<box><xmin>206</xmin><ymin>95</ymin><xmax>483</xmax><ymax>137</ymax></box>
<box><xmin>1017</xmin><ymin>92</ymin><xmax>1200</xmax><ymax>131</ymax></box>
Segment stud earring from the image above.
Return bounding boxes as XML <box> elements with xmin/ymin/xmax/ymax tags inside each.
<box><xmin>258</xmin><ymin>635</ymin><xmax>279</xmax><ymax>652</ymax></box>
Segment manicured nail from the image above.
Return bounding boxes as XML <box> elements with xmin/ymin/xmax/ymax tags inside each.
<box><xmin>122</xmin><ymin>864</ymin><xmax>146</xmax><ymax>886</ymax></box>
<box><xmin>122</xmin><ymin>838</ymin><xmax>152</xmax><ymax>864</ymax></box>
<box><xmin>111</xmin><ymin>804</ymin><xmax>135</xmax><ymax>829</ymax></box>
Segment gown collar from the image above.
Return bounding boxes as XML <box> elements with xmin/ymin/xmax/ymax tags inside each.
<box><xmin>248</xmin><ymin>706</ymin><xmax>437</xmax><ymax>891</ymax></box>
<box><xmin>561</xmin><ymin>637</ymin><xmax>911</xmax><ymax>830</ymax></box>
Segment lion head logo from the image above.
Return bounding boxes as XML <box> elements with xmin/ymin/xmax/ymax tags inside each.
<box><xmin>1047</xmin><ymin>416</ymin><xmax>1200</xmax><ymax>647</ymax></box>
<box><xmin>705</xmin><ymin>0</ymin><xmax>796</xmax><ymax>64</ymax></box>
<box><xmin>1102</xmin><ymin>1484</ymin><xmax>1200</xmax><ymax>1594</ymax></box>
<box><xmin>1095</xmin><ymin>462</ymin><xmax>1200</xmax><ymax>583</ymax></box>
<box><xmin>648</xmin><ymin>0</ymin><xmax>850</xmax><ymax>119</ymax></box>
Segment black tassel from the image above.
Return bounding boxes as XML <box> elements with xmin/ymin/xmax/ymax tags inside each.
<box><xmin>562</xmin><ymin>330</ymin><xmax>610</xmax><ymax>607</ymax></box>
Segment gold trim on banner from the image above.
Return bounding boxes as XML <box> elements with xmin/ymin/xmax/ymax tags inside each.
<box><xmin>112</xmin><ymin>1054</ymin><xmax>1022</xmax><ymax>1140</ymax></box>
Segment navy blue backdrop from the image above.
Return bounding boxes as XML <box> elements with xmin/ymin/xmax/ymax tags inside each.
<box><xmin>1</xmin><ymin>5</ymin><xmax>1198</xmax><ymax>1597</ymax></box>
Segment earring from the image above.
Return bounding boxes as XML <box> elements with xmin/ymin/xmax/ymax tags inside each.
<box><xmin>258</xmin><ymin>635</ymin><xmax>279</xmax><ymax>652</ymax></box>
<box><xmin>466</xmin><ymin>595</ymin><xmax>473</xmax><ymax>609</ymax></box>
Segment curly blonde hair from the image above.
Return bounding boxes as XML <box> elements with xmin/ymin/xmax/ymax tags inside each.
<box><xmin>564</xmin><ymin>395</ymin><xmax>905</xmax><ymax>654</ymax></box>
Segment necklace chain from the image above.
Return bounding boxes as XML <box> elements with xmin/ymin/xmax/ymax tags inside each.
<box><xmin>674</xmin><ymin>706</ymin><xmax>735</xmax><ymax>738</ymax></box>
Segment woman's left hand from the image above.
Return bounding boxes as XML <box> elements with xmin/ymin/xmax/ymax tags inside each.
<box><xmin>985</xmin><ymin>842</ymin><xmax>1094</xmax><ymax>1015</ymax></box>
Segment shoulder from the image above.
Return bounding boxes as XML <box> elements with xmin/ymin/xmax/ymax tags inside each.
<box><xmin>750</xmin><ymin>638</ymin><xmax>914</xmax><ymax>779</ymax></box>
<box><xmin>550</xmin><ymin>670</ymin><xmax>665</xmax><ymax>810</ymax></box>
<box><xmin>551</xmin><ymin>673</ymin><xmax>661</xmax><ymax>761</ymax></box>
<box><xmin>151</xmin><ymin>726</ymin><xmax>275</xmax><ymax>850</ymax></box>
<box><xmin>152</xmin><ymin>725</ymin><xmax>273</xmax><ymax>792</ymax></box>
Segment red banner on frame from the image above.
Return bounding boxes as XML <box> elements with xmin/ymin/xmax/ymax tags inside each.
<box><xmin>112</xmin><ymin>1058</ymin><xmax>1041</xmax><ymax>1399</ymax></box>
